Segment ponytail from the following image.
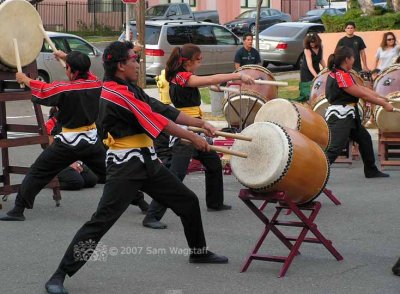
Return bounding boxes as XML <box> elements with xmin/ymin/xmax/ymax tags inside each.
<box><xmin>328</xmin><ymin>46</ymin><xmax>355</xmax><ymax>71</ymax></box>
<box><xmin>165</xmin><ymin>43</ymin><xmax>202</xmax><ymax>82</ymax></box>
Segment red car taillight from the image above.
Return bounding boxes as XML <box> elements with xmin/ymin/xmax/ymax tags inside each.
<box><xmin>276</xmin><ymin>42</ymin><xmax>288</xmax><ymax>50</ymax></box>
<box><xmin>145</xmin><ymin>49</ymin><xmax>165</xmax><ymax>56</ymax></box>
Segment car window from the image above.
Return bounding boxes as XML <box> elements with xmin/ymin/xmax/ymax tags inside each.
<box><xmin>179</xmin><ymin>4</ymin><xmax>190</xmax><ymax>14</ymax></box>
<box><xmin>213</xmin><ymin>26</ymin><xmax>237</xmax><ymax>45</ymax></box>
<box><xmin>65</xmin><ymin>37</ymin><xmax>94</xmax><ymax>55</ymax></box>
<box><xmin>168</xmin><ymin>5</ymin><xmax>179</xmax><ymax>16</ymax></box>
<box><xmin>270</xmin><ymin>9</ymin><xmax>280</xmax><ymax>16</ymax></box>
<box><xmin>189</xmin><ymin>25</ymin><xmax>216</xmax><ymax>45</ymax></box>
<box><xmin>260</xmin><ymin>25</ymin><xmax>302</xmax><ymax>37</ymax></box>
<box><xmin>167</xmin><ymin>26</ymin><xmax>190</xmax><ymax>45</ymax></box>
<box><xmin>325</xmin><ymin>9</ymin><xmax>336</xmax><ymax>15</ymax></box>
<box><xmin>237</xmin><ymin>10</ymin><xmax>256</xmax><ymax>19</ymax></box>
<box><xmin>146</xmin><ymin>6</ymin><xmax>168</xmax><ymax>17</ymax></box>
<box><xmin>306</xmin><ymin>9</ymin><xmax>324</xmax><ymax>16</ymax></box>
<box><xmin>308</xmin><ymin>26</ymin><xmax>325</xmax><ymax>34</ymax></box>
<box><xmin>129</xmin><ymin>25</ymin><xmax>161</xmax><ymax>45</ymax></box>
<box><xmin>42</xmin><ymin>37</ymin><xmax>67</xmax><ymax>53</ymax></box>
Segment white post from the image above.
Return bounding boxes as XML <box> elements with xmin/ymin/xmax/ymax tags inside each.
<box><xmin>125</xmin><ymin>3</ymin><xmax>130</xmax><ymax>41</ymax></box>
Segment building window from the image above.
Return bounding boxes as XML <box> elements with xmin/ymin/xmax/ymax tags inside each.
<box><xmin>167</xmin><ymin>0</ymin><xmax>196</xmax><ymax>7</ymax></box>
<box><xmin>241</xmin><ymin>0</ymin><xmax>268</xmax><ymax>8</ymax></box>
<box><xmin>88</xmin><ymin>0</ymin><xmax>125</xmax><ymax>13</ymax></box>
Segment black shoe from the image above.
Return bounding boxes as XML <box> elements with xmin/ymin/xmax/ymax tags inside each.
<box><xmin>365</xmin><ymin>171</ymin><xmax>390</xmax><ymax>178</ymax></box>
<box><xmin>392</xmin><ymin>257</ymin><xmax>400</xmax><ymax>276</ymax></box>
<box><xmin>207</xmin><ymin>204</ymin><xmax>232</xmax><ymax>212</ymax></box>
<box><xmin>142</xmin><ymin>218</ymin><xmax>167</xmax><ymax>229</ymax></box>
<box><xmin>45</xmin><ymin>279</ymin><xmax>68</xmax><ymax>294</ymax></box>
<box><xmin>137</xmin><ymin>198</ymin><xmax>149</xmax><ymax>214</ymax></box>
<box><xmin>189</xmin><ymin>250</ymin><xmax>228</xmax><ymax>264</ymax></box>
<box><xmin>0</xmin><ymin>213</ymin><xmax>25</xmax><ymax>221</ymax></box>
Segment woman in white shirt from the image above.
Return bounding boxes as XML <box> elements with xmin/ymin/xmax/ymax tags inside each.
<box><xmin>375</xmin><ymin>32</ymin><xmax>400</xmax><ymax>71</ymax></box>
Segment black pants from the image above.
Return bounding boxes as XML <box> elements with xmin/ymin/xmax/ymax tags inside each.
<box><xmin>326</xmin><ymin>115</ymin><xmax>379</xmax><ymax>174</ymax></box>
<box><xmin>14</xmin><ymin>138</ymin><xmax>106</xmax><ymax>209</ymax></box>
<box><xmin>146</xmin><ymin>140</ymin><xmax>224</xmax><ymax>220</ymax></box>
<box><xmin>56</xmin><ymin>159</ymin><xmax>206</xmax><ymax>277</ymax></box>
<box><xmin>57</xmin><ymin>165</ymin><xmax>98</xmax><ymax>191</ymax></box>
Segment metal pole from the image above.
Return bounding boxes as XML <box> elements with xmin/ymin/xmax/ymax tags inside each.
<box><xmin>136</xmin><ymin>0</ymin><xmax>146</xmax><ymax>88</ymax></box>
<box><xmin>125</xmin><ymin>4</ymin><xmax>130</xmax><ymax>41</ymax></box>
<box><xmin>65</xmin><ymin>1</ymin><xmax>68</xmax><ymax>32</ymax></box>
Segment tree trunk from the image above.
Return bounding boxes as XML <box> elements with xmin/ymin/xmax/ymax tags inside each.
<box><xmin>392</xmin><ymin>0</ymin><xmax>400</xmax><ymax>11</ymax></box>
<box><xmin>255</xmin><ymin>0</ymin><xmax>263</xmax><ymax>51</ymax></box>
<box><xmin>135</xmin><ymin>0</ymin><xmax>146</xmax><ymax>88</ymax></box>
<box><xmin>358</xmin><ymin>0</ymin><xmax>375</xmax><ymax>14</ymax></box>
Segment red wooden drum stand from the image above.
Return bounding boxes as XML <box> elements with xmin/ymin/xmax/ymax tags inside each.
<box><xmin>378</xmin><ymin>131</ymin><xmax>400</xmax><ymax>169</ymax></box>
<box><xmin>0</xmin><ymin>62</ymin><xmax>61</xmax><ymax>209</ymax></box>
<box><xmin>239</xmin><ymin>189</ymin><xmax>343</xmax><ymax>277</ymax></box>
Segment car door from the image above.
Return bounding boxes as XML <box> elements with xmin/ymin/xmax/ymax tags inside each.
<box><xmin>188</xmin><ymin>25</ymin><xmax>217</xmax><ymax>75</ymax></box>
<box><xmin>212</xmin><ymin>25</ymin><xmax>239</xmax><ymax>74</ymax></box>
<box><xmin>64</xmin><ymin>37</ymin><xmax>104</xmax><ymax>80</ymax></box>
<box><xmin>40</xmin><ymin>37</ymin><xmax>69</xmax><ymax>81</ymax></box>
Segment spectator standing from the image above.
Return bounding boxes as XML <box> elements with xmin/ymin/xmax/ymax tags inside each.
<box><xmin>234</xmin><ymin>32</ymin><xmax>261</xmax><ymax>69</ymax></box>
<box><xmin>374</xmin><ymin>32</ymin><xmax>400</xmax><ymax>71</ymax></box>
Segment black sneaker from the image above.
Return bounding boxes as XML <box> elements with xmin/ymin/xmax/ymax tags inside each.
<box><xmin>45</xmin><ymin>278</ymin><xmax>68</xmax><ymax>294</ymax></box>
<box><xmin>365</xmin><ymin>171</ymin><xmax>390</xmax><ymax>178</ymax></box>
<box><xmin>207</xmin><ymin>204</ymin><xmax>232</xmax><ymax>212</ymax></box>
<box><xmin>189</xmin><ymin>250</ymin><xmax>228</xmax><ymax>264</ymax></box>
<box><xmin>0</xmin><ymin>213</ymin><xmax>25</xmax><ymax>221</ymax></box>
<box><xmin>392</xmin><ymin>257</ymin><xmax>400</xmax><ymax>276</ymax></box>
<box><xmin>137</xmin><ymin>198</ymin><xmax>149</xmax><ymax>213</ymax></box>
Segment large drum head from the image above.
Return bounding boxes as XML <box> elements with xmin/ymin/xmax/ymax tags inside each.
<box><xmin>254</xmin><ymin>98</ymin><xmax>300</xmax><ymax>130</ymax></box>
<box><xmin>231</xmin><ymin>122</ymin><xmax>290</xmax><ymax>190</ymax></box>
<box><xmin>375</xmin><ymin>93</ymin><xmax>400</xmax><ymax>131</ymax></box>
<box><xmin>0</xmin><ymin>0</ymin><xmax>43</xmax><ymax>67</ymax></box>
<box><xmin>223</xmin><ymin>94</ymin><xmax>265</xmax><ymax>127</ymax></box>
<box><xmin>374</xmin><ymin>65</ymin><xmax>400</xmax><ymax>97</ymax></box>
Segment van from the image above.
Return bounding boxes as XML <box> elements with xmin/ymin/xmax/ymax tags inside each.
<box><xmin>120</xmin><ymin>20</ymin><xmax>243</xmax><ymax>77</ymax></box>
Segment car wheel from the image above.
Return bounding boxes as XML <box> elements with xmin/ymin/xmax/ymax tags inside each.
<box><xmin>262</xmin><ymin>61</ymin><xmax>269</xmax><ymax>68</ymax></box>
<box><xmin>293</xmin><ymin>53</ymin><xmax>304</xmax><ymax>70</ymax></box>
<box><xmin>249</xmin><ymin>24</ymin><xmax>256</xmax><ymax>35</ymax></box>
<box><xmin>37</xmin><ymin>71</ymin><xmax>50</xmax><ymax>83</ymax></box>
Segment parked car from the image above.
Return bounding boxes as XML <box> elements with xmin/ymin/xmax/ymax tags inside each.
<box><xmin>372</xmin><ymin>0</ymin><xmax>387</xmax><ymax>8</ymax></box>
<box><xmin>36</xmin><ymin>32</ymin><xmax>103</xmax><ymax>82</ymax></box>
<box><xmin>256</xmin><ymin>22</ymin><xmax>325</xmax><ymax>69</ymax></box>
<box><xmin>298</xmin><ymin>8</ymin><xmax>344</xmax><ymax>23</ymax></box>
<box><xmin>225</xmin><ymin>8</ymin><xmax>291</xmax><ymax>35</ymax></box>
<box><xmin>145</xmin><ymin>3</ymin><xmax>219</xmax><ymax>24</ymax></box>
<box><xmin>121</xmin><ymin>20</ymin><xmax>242</xmax><ymax>77</ymax></box>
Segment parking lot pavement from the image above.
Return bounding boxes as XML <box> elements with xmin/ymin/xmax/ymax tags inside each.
<box><xmin>1</xmin><ymin>141</ymin><xmax>400</xmax><ymax>294</ymax></box>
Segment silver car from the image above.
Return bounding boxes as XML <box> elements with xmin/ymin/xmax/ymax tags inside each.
<box><xmin>121</xmin><ymin>20</ymin><xmax>242</xmax><ymax>77</ymax></box>
<box><xmin>256</xmin><ymin>22</ymin><xmax>325</xmax><ymax>69</ymax></box>
<box><xmin>36</xmin><ymin>32</ymin><xmax>104</xmax><ymax>82</ymax></box>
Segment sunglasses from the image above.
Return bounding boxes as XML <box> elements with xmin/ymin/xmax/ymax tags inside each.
<box><xmin>387</xmin><ymin>38</ymin><xmax>395</xmax><ymax>41</ymax></box>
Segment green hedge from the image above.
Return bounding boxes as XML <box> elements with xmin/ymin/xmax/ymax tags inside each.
<box><xmin>322</xmin><ymin>9</ymin><xmax>400</xmax><ymax>32</ymax></box>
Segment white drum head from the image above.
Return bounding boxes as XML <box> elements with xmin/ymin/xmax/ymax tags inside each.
<box><xmin>313</xmin><ymin>98</ymin><xmax>329</xmax><ymax>117</ymax></box>
<box><xmin>254</xmin><ymin>98</ymin><xmax>299</xmax><ymax>130</ymax></box>
<box><xmin>375</xmin><ymin>96</ymin><xmax>400</xmax><ymax>131</ymax></box>
<box><xmin>231</xmin><ymin>122</ymin><xmax>290</xmax><ymax>189</ymax></box>
<box><xmin>0</xmin><ymin>0</ymin><xmax>43</xmax><ymax>67</ymax></box>
<box><xmin>223</xmin><ymin>94</ymin><xmax>265</xmax><ymax>126</ymax></box>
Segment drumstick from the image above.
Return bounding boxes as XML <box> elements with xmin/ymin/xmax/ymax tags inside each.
<box><xmin>12</xmin><ymin>39</ymin><xmax>25</xmax><ymax>89</ymax></box>
<box><xmin>187</xmin><ymin>126</ymin><xmax>252</xmax><ymax>141</ymax></box>
<box><xmin>38</xmin><ymin>24</ymin><xmax>67</xmax><ymax>68</ymax></box>
<box><xmin>254</xmin><ymin>80</ymin><xmax>288</xmax><ymax>86</ymax></box>
<box><xmin>209</xmin><ymin>86</ymin><xmax>240</xmax><ymax>94</ymax></box>
<box><xmin>181</xmin><ymin>139</ymin><xmax>248</xmax><ymax>158</ymax></box>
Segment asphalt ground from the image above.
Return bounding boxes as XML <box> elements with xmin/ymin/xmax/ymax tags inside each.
<box><xmin>1</xmin><ymin>75</ymin><xmax>400</xmax><ymax>294</ymax></box>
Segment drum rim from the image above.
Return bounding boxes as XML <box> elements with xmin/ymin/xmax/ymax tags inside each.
<box><xmin>374</xmin><ymin>91</ymin><xmax>400</xmax><ymax>130</ymax></box>
<box><xmin>234</xmin><ymin>64</ymin><xmax>275</xmax><ymax>80</ymax></box>
<box><xmin>373</xmin><ymin>64</ymin><xmax>400</xmax><ymax>89</ymax></box>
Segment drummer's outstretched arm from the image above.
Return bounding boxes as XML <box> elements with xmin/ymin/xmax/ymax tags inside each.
<box><xmin>186</xmin><ymin>72</ymin><xmax>254</xmax><ymax>88</ymax></box>
<box><xmin>15</xmin><ymin>72</ymin><xmax>32</xmax><ymax>87</ymax></box>
<box><xmin>175</xmin><ymin>111</ymin><xmax>217</xmax><ymax>137</ymax></box>
<box><xmin>53</xmin><ymin>50</ymin><xmax>67</xmax><ymax>62</ymax></box>
<box><xmin>344</xmin><ymin>84</ymin><xmax>393</xmax><ymax>111</ymax></box>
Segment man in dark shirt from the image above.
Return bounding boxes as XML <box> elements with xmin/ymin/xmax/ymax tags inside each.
<box><xmin>336</xmin><ymin>21</ymin><xmax>369</xmax><ymax>72</ymax></box>
<box><xmin>234</xmin><ymin>32</ymin><xmax>262</xmax><ymax>69</ymax></box>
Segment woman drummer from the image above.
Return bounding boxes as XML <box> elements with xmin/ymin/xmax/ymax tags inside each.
<box><xmin>325</xmin><ymin>46</ymin><xmax>394</xmax><ymax>178</ymax></box>
<box><xmin>143</xmin><ymin>43</ymin><xmax>254</xmax><ymax>225</ymax></box>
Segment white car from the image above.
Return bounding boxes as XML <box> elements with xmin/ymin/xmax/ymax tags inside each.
<box><xmin>36</xmin><ymin>32</ymin><xmax>104</xmax><ymax>82</ymax></box>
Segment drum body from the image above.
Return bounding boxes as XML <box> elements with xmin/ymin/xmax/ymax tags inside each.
<box><xmin>231</xmin><ymin>122</ymin><xmax>329</xmax><ymax>204</ymax></box>
<box><xmin>223</xmin><ymin>93</ymin><xmax>265</xmax><ymax>128</ymax></box>
<box><xmin>309</xmin><ymin>68</ymin><xmax>366</xmax><ymax>122</ymax></box>
<box><xmin>254</xmin><ymin>98</ymin><xmax>330</xmax><ymax>150</ymax></box>
<box><xmin>0</xmin><ymin>0</ymin><xmax>43</xmax><ymax>67</ymax></box>
<box><xmin>374</xmin><ymin>93</ymin><xmax>400</xmax><ymax>132</ymax></box>
<box><xmin>232</xmin><ymin>65</ymin><xmax>278</xmax><ymax>101</ymax></box>
<box><xmin>374</xmin><ymin>65</ymin><xmax>400</xmax><ymax>97</ymax></box>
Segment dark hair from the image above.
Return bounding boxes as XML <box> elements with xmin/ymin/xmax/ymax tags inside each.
<box><xmin>395</xmin><ymin>55</ymin><xmax>400</xmax><ymax>64</ymax></box>
<box><xmin>243</xmin><ymin>32</ymin><xmax>254</xmax><ymax>41</ymax></box>
<box><xmin>371</xmin><ymin>68</ymin><xmax>381</xmax><ymax>75</ymax></box>
<box><xmin>327</xmin><ymin>46</ymin><xmax>355</xmax><ymax>71</ymax></box>
<box><xmin>102</xmin><ymin>41</ymin><xmax>134</xmax><ymax>78</ymax></box>
<box><xmin>380</xmin><ymin>32</ymin><xmax>397</xmax><ymax>49</ymax></box>
<box><xmin>165</xmin><ymin>43</ymin><xmax>201</xmax><ymax>82</ymax></box>
<box><xmin>345</xmin><ymin>21</ymin><xmax>356</xmax><ymax>29</ymax></box>
<box><xmin>303</xmin><ymin>32</ymin><xmax>322</xmax><ymax>49</ymax></box>
<box><xmin>66</xmin><ymin>51</ymin><xmax>91</xmax><ymax>80</ymax></box>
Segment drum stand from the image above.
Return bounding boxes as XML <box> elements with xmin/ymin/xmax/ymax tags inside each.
<box><xmin>334</xmin><ymin>140</ymin><xmax>360</xmax><ymax>165</ymax></box>
<box><xmin>239</xmin><ymin>189</ymin><xmax>343</xmax><ymax>277</ymax></box>
<box><xmin>0</xmin><ymin>62</ymin><xmax>61</xmax><ymax>209</ymax></box>
<box><xmin>378</xmin><ymin>130</ymin><xmax>400</xmax><ymax>169</ymax></box>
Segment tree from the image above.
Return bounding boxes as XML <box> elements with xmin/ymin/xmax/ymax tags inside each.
<box><xmin>358</xmin><ymin>0</ymin><xmax>375</xmax><ymax>14</ymax></box>
<box><xmin>392</xmin><ymin>0</ymin><xmax>400</xmax><ymax>11</ymax></box>
<box><xmin>255</xmin><ymin>0</ymin><xmax>263</xmax><ymax>51</ymax></box>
